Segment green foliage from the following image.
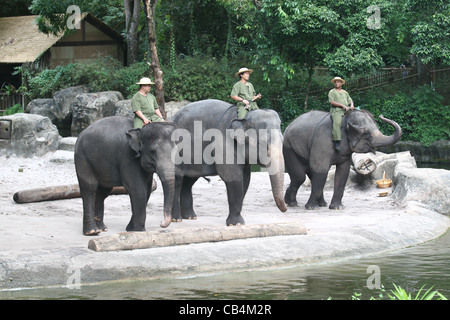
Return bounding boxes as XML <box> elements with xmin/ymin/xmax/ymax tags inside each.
<box><xmin>353</xmin><ymin>84</ymin><xmax>449</xmax><ymax>145</ymax></box>
<box><xmin>0</xmin><ymin>104</ymin><xmax>24</xmax><ymax>116</ymax></box>
<box><xmin>348</xmin><ymin>283</ymin><xmax>447</xmax><ymax>300</ymax></box>
<box><xmin>163</xmin><ymin>56</ymin><xmax>236</xmax><ymax>102</ymax></box>
<box><xmin>388</xmin><ymin>284</ymin><xmax>448</xmax><ymax>300</ymax></box>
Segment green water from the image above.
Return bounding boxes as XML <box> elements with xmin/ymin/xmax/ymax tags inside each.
<box><xmin>1</xmin><ymin>230</ymin><xmax>449</xmax><ymax>300</ymax></box>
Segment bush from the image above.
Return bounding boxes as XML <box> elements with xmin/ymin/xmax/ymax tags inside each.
<box><xmin>0</xmin><ymin>104</ymin><xmax>23</xmax><ymax>116</ymax></box>
<box><xmin>354</xmin><ymin>84</ymin><xmax>449</xmax><ymax>145</ymax></box>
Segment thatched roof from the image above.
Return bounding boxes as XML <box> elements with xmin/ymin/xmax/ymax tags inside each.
<box><xmin>0</xmin><ymin>15</ymin><xmax>61</xmax><ymax>64</ymax></box>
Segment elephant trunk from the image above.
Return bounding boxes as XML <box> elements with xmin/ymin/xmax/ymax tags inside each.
<box><xmin>371</xmin><ymin>115</ymin><xmax>403</xmax><ymax>147</ymax></box>
<box><xmin>267</xmin><ymin>136</ymin><xmax>288</xmax><ymax>213</ymax></box>
<box><xmin>157</xmin><ymin>168</ymin><xmax>175</xmax><ymax>228</ymax></box>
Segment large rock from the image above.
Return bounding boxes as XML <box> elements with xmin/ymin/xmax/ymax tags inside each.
<box><xmin>0</xmin><ymin>113</ymin><xmax>60</xmax><ymax>157</ymax></box>
<box><xmin>379</xmin><ymin>140</ymin><xmax>450</xmax><ymax>163</ymax></box>
<box><xmin>392</xmin><ymin>164</ymin><xmax>450</xmax><ymax>215</ymax></box>
<box><xmin>71</xmin><ymin>91</ymin><xmax>124</xmax><ymax>136</ymax></box>
<box><xmin>165</xmin><ymin>100</ymin><xmax>190</xmax><ymax>120</ymax></box>
<box><xmin>114</xmin><ymin>99</ymin><xmax>133</xmax><ymax>119</ymax></box>
<box><xmin>27</xmin><ymin>86</ymin><xmax>89</xmax><ymax>130</ymax></box>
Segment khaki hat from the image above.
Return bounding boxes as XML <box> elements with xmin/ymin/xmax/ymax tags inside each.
<box><xmin>331</xmin><ymin>76</ymin><xmax>345</xmax><ymax>84</ymax></box>
<box><xmin>136</xmin><ymin>77</ymin><xmax>155</xmax><ymax>85</ymax></box>
<box><xmin>235</xmin><ymin>67</ymin><xmax>254</xmax><ymax>77</ymax></box>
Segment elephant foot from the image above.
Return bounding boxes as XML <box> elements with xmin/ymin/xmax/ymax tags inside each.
<box><xmin>329</xmin><ymin>203</ymin><xmax>345</xmax><ymax>210</ymax></box>
<box><xmin>126</xmin><ymin>222</ymin><xmax>146</xmax><ymax>232</ymax></box>
<box><xmin>305</xmin><ymin>203</ymin><xmax>320</xmax><ymax>210</ymax></box>
<box><xmin>226</xmin><ymin>214</ymin><xmax>245</xmax><ymax>226</ymax></box>
<box><xmin>285</xmin><ymin>198</ymin><xmax>298</xmax><ymax>207</ymax></box>
<box><xmin>318</xmin><ymin>201</ymin><xmax>328</xmax><ymax>207</ymax></box>
<box><xmin>83</xmin><ymin>221</ymin><xmax>101</xmax><ymax>236</ymax></box>
<box><xmin>181</xmin><ymin>212</ymin><xmax>197</xmax><ymax>220</ymax></box>
<box><xmin>171</xmin><ymin>218</ymin><xmax>183</xmax><ymax>222</ymax></box>
<box><xmin>95</xmin><ymin>219</ymin><xmax>108</xmax><ymax>232</ymax></box>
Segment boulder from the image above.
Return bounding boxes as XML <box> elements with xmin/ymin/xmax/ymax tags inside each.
<box><xmin>371</xmin><ymin>151</ymin><xmax>417</xmax><ymax>181</ymax></box>
<box><xmin>52</xmin><ymin>85</ymin><xmax>89</xmax><ymax>129</ymax></box>
<box><xmin>27</xmin><ymin>86</ymin><xmax>89</xmax><ymax>130</ymax></box>
<box><xmin>0</xmin><ymin>113</ymin><xmax>60</xmax><ymax>158</ymax></box>
<box><xmin>392</xmin><ymin>165</ymin><xmax>450</xmax><ymax>215</ymax></box>
<box><xmin>165</xmin><ymin>100</ymin><xmax>190</xmax><ymax>120</ymax></box>
<box><xmin>71</xmin><ymin>91</ymin><xmax>124</xmax><ymax>136</ymax></box>
<box><xmin>379</xmin><ymin>140</ymin><xmax>450</xmax><ymax>163</ymax></box>
<box><xmin>114</xmin><ymin>99</ymin><xmax>133</xmax><ymax>119</ymax></box>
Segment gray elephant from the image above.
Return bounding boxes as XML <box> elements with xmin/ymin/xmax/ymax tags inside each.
<box><xmin>171</xmin><ymin>99</ymin><xmax>287</xmax><ymax>226</ymax></box>
<box><xmin>283</xmin><ymin>110</ymin><xmax>402</xmax><ymax>210</ymax></box>
<box><xmin>74</xmin><ymin>116</ymin><xmax>177</xmax><ymax>235</ymax></box>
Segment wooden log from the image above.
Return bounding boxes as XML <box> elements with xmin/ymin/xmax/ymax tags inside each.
<box><xmin>87</xmin><ymin>222</ymin><xmax>307</xmax><ymax>252</ymax></box>
<box><xmin>13</xmin><ymin>184</ymin><xmax>127</xmax><ymax>203</ymax></box>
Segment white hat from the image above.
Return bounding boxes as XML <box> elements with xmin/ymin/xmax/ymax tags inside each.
<box><xmin>331</xmin><ymin>76</ymin><xmax>346</xmax><ymax>84</ymax></box>
<box><xmin>136</xmin><ymin>77</ymin><xmax>155</xmax><ymax>85</ymax></box>
<box><xmin>235</xmin><ymin>67</ymin><xmax>254</xmax><ymax>77</ymax></box>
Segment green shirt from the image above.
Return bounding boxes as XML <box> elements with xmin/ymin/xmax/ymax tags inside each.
<box><xmin>131</xmin><ymin>92</ymin><xmax>161</xmax><ymax>128</ymax></box>
<box><xmin>231</xmin><ymin>81</ymin><xmax>258</xmax><ymax>109</ymax></box>
<box><xmin>328</xmin><ymin>88</ymin><xmax>353</xmax><ymax>110</ymax></box>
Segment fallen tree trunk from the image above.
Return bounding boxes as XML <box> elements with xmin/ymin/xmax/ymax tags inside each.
<box><xmin>14</xmin><ymin>178</ymin><xmax>157</xmax><ymax>204</ymax></box>
<box><xmin>88</xmin><ymin>222</ymin><xmax>307</xmax><ymax>252</ymax></box>
<box><xmin>13</xmin><ymin>184</ymin><xmax>129</xmax><ymax>203</ymax></box>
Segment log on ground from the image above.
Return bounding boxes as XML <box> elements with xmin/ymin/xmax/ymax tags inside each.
<box><xmin>13</xmin><ymin>184</ymin><xmax>128</xmax><ymax>203</ymax></box>
<box><xmin>88</xmin><ymin>222</ymin><xmax>307</xmax><ymax>252</ymax></box>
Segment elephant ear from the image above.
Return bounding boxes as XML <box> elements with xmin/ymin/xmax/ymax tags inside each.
<box><xmin>228</xmin><ymin>119</ymin><xmax>247</xmax><ymax>144</ymax></box>
<box><xmin>126</xmin><ymin>128</ymin><xmax>142</xmax><ymax>158</ymax></box>
<box><xmin>346</xmin><ymin>121</ymin><xmax>365</xmax><ymax>148</ymax></box>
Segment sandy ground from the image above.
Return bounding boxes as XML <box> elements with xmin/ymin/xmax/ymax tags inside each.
<box><xmin>0</xmin><ymin>150</ymin><xmax>449</xmax><ymax>289</ymax></box>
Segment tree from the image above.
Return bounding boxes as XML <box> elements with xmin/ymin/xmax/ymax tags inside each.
<box><xmin>123</xmin><ymin>0</ymin><xmax>141</xmax><ymax>65</ymax></box>
<box><xmin>142</xmin><ymin>0</ymin><xmax>165</xmax><ymax>116</ymax></box>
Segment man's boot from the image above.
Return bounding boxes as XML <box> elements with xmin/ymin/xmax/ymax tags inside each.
<box><xmin>333</xmin><ymin>140</ymin><xmax>341</xmax><ymax>151</ymax></box>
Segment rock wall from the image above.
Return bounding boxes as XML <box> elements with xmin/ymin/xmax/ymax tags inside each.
<box><xmin>379</xmin><ymin>140</ymin><xmax>450</xmax><ymax>163</ymax></box>
<box><xmin>0</xmin><ymin>113</ymin><xmax>60</xmax><ymax>158</ymax></box>
<box><xmin>26</xmin><ymin>86</ymin><xmax>190</xmax><ymax>136</ymax></box>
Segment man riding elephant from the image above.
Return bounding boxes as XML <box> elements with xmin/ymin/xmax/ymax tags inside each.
<box><xmin>329</xmin><ymin>77</ymin><xmax>354</xmax><ymax>151</ymax></box>
<box><xmin>230</xmin><ymin>67</ymin><xmax>262</xmax><ymax>119</ymax></box>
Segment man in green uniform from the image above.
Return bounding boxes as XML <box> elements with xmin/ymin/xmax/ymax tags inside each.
<box><xmin>132</xmin><ymin>77</ymin><xmax>165</xmax><ymax>128</ymax></box>
<box><xmin>328</xmin><ymin>76</ymin><xmax>354</xmax><ymax>151</ymax></box>
<box><xmin>230</xmin><ymin>67</ymin><xmax>262</xmax><ymax>119</ymax></box>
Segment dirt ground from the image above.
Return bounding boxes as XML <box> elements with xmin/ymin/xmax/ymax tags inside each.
<box><xmin>0</xmin><ymin>151</ymin><xmax>449</xmax><ymax>289</ymax></box>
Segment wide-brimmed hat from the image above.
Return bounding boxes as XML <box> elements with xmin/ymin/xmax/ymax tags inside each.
<box><xmin>331</xmin><ymin>76</ymin><xmax>345</xmax><ymax>84</ymax></box>
<box><xmin>235</xmin><ymin>67</ymin><xmax>254</xmax><ymax>77</ymax></box>
<box><xmin>136</xmin><ymin>77</ymin><xmax>155</xmax><ymax>85</ymax></box>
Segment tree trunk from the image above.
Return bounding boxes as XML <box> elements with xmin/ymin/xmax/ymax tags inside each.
<box><xmin>304</xmin><ymin>65</ymin><xmax>314</xmax><ymax>110</ymax></box>
<box><xmin>124</xmin><ymin>0</ymin><xmax>140</xmax><ymax>65</ymax></box>
<box><xmin>142</xmin><ymin>0</ymin><xmax>166</xmax><ymax>117</ymax></box>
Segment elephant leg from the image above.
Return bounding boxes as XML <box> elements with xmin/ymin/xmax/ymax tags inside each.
<box><xmin>172</xmin><ymin>175</ymin><xmax>183</xmax><ymax>222</ymax></box>
<box><xmin>284</xmin><ymin>148</ymin><xmax>306</xmax><ymax>207</ymax></box>
<box><xmin>180</xmin><ymin>176</ymin><xmax>198</xmax><ymax>220</ymax></box>
<box><xmin>126</xmin><ymin>184</ymin><xmax>148</xmax><ymax>232</ymax></box>
<box><xmin>94</xmin><ymin>186</ymin><xmax>112</xmax><ymax>232</ymax></box>
<box><xmin>329</xmin><ymin>160</ymin><xmax>351</xmax><ymax>210</ymax></box>
<box><xmin>80</xmin><ymin>184</ymin><xmax>101</xmax><ymax>236</ymax></box>
<box><xmin>305</xmin><ymin>171</ymin><xmax>328</xmax><ymax>210</ymax></box>
<box><xmin>243</xmin><ymin>164</ymin><xmax>251</xmax><ymax>196</ymax></box>
<box><xmin>224</xmin><ymin>179</ymin><xmax>245</xmax><ymax>226</ymax></box>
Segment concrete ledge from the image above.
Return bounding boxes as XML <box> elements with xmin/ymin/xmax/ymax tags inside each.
<box><xmin>88</xmin><ymin>222</ymin><xmax>307</xmax><ymax>252</ymax></box>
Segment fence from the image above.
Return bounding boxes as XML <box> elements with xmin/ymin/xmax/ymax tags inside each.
<box><xmin>0</xmin><ymin>92</ymin><xmax>24</xmax><ymax>113</ymax></box>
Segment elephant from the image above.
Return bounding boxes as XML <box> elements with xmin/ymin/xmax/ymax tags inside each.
<box><xmin>283</xmin><ymin>109</ymin><xmax>402</xmax><ymax>210</ymax></box>
<box><xmin>170</xmin><ymin>99</ymin><xmax>287</xmax><ymax>226</ymax></box>
<box><xmin>74</xmin><ymin>116</ymin><xmax>177</xmax><ymax>235</ymax></box>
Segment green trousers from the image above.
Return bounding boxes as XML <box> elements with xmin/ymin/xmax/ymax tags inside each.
<box><xmin>330</xmin><ymin>108</ymin><xmax>345</xmax><ymax>141</ymax></box>
<box><xmin>237</xmin><ymin>103</ymin><xmax>259</xmax><ymax>119</ymax></box>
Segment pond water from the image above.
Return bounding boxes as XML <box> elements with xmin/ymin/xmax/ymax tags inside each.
<box><xmin>1</xmin><ymin>229</ymin><xmax>449</xmax><ymax>300</ymax></box>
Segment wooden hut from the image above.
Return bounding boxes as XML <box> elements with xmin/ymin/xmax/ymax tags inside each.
<box><xmin>0</xmin><ymin>13</ymin><xmax>125</xmax><ymax>110</ymax></box>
